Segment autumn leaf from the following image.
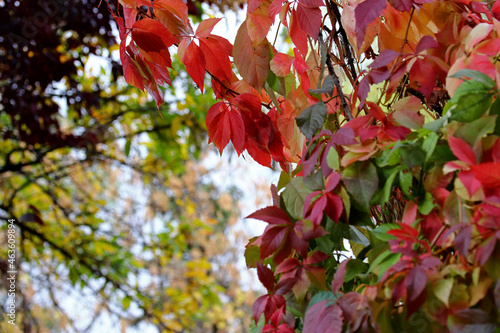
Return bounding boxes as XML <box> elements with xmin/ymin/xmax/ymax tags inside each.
<box><xmin>233</xmin><ymin>21</ymin><xmax>270</xmax><ymax>90</ymax></box>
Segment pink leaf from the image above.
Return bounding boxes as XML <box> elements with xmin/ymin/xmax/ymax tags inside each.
<box><xmin>369</xmin><ymin>49</ymin><xmax>400</xmax><ymax>69</ymax></box>
<box><xmin>271</xmin><ymin>52</ymin><xmax>294</xmax><ymax>77</ymax></box>
<box><xmin>354</xmin><ymin>0</ymin><xmax>387</xmax><ymax>46</ymax></box>
<box><xmin>331</xmin><ymin>127</ymin><xmax>357</xmax><ymax>145</ymax></box>
<box><xmin>247</xmin><ymin>206</ymin><xmax>291</xmax><ymax>225</ymax></box>
<box><xmin>331</xmin><ymin>259</ymin><xmax>349</xmax><ymax>293</ymax></box>
<box><xmin>449</xmin><ymin>136</ymin><xmax>477</xmax><ymax>165</ymax></box>
<box><xmin>415</xmin><ymin>35</ymin><xmax>438</xmax><ymax>53</ymax></box>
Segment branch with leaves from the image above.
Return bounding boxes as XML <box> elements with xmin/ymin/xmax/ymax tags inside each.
<box><xmin>110</xmin><ymin>0</ymin><xmax>500</xmax><ymax>331</ymax></box>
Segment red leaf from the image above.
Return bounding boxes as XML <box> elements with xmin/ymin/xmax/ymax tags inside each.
<box><xmin>199</xmin><ymin>37</ymin><xmax>233</xmax><ymax>83</ymax></box>
<box><xmin>369</xmin><ymin>49</ymin><xmax>399</xmax><ymax>69</ymax></box>
<box><xmin>309</xmin><ymin>194</ymin><xmax>328</xmax><ymax>227</ymax></box>
<box><xmin>132</xmin><ymin>18</ymin><xmax>177</xmax><ymax>52</ymax></box>
<box><xmin>182</xmin><ymin>40</ymin><xmax>206</xmax><ymax>92</ymax></box>
<box><xmin>295</xmin><ymin>4</ymin><xmax>322</xmax><ymax>40</ymax></box>
<box><xmin>388</xmin><ymin>223</ymin><xmax>418</xmax><ymax>241</ymax></box>
<box><xmin>493</xmin><ymin>1</ymin><xmax>500</xmax><ymax>20</ymax></box>
<box><xmin>325</xmin><ymin>193</ymin><xmax>343</xmax><ymax>222</ymax></box>
<box><xmin>273</xmin><ymin>231</ymin><xmax>294</xmax><ymax>264</ymax></box>
<box><xmin>317</xmin><ymin>304</ymin><xmax>343</xmax><ymax>333</ymax></box>
<box><xmin>290</xmin><ymin>9</ymin><xmax>309</xmax><ymax>57</ymax></box>
<box><xmin>248</xmin><ymin>11</ymin><xmax>274</xmax><ymax>44</ymax></box>
<box><xmin>248</xmin><ymin>0</ymin><xmax>262</xmax><ymax>12</ymax></box>
<box><xmin>331</xmin><ymin>127</ymin><xmax>357</xmax><ymax>145</ymax></box>
<box><xmin>257</xmin><ymin>263</ymin><xmax>276</xmax><ymax>292</ymax></box>
<box><xmin>476</xmin><ymin>236</ymin><xmax>497</xmax><ymax>265</ymax></box>
<box><xmin>247</xmin><ymin>206</ymin><xmax>291</xmax><ymax>225</ymax></box>
<box><xmin>121</xmin><ymin>42</ymin><xmax>145</xmax><ymax>90</ymax></box>
<box><xmin>253</xmin><ymin>295</ymin><xmax>269</xmax><ymax>323</ymax></box>
<box><xmin>408</xmin><ymin>57</ymin><xmax>436</xmax><ymax>98</ymax></box>
<box><xmin>261</xmin><ymin>226</ymin><xmax>287</xmax><ymax>260</ymax></box>
<box><xmin>304</xmin><ymin>251</ymin><xmax>330</xmax><ymax>265</ymax></box>
<box><xmin>269</xmin><ymin>0</ymin><xmax>285</xmax><ymax>18</ymax></box>
<box><xmin>275</xmin><ymin>277</ymin><xmax>297</xmax><ymax>295</ymax></box>
<box><xmin>303</xmin><ymin>300</ymin><xmax>329</xmax><ymax>333</ymax></box>
<box><xmin>331</xmin><ymin>259</ymin><xmax>349</xmax><ymax>293</ymax></box>
<box><xmin>415</xmin><ymin>35</ymin><xmax>438</xmax><ymax>53</ymax></box>
<box><xmin>454</xmin><ymin>225</ymin><xmax>472</xmax><ymax>257</ymax></box>
<box><xmin>292</xmin><ymin>48</ymin><xmax>309</xmax><ymax>75</ymax></box>
<box><xmin>276</xmin><ymin>258</ymin><xmax>301</xmax><ymax>274</ymax></box>
<box><xmin>458</xmin><ymin>170</ymin><xmax>482</xmax><ymax>197</ymax></box>
<box><xmin>233</xmin><ymin>21</ymin><xmax>270</xmax><ymax>90</ymax></box>
<box><xmin>195</xmin><ymin>17</ymin><xmax>222</xmax><ymax>37</ymax></box>
<box><xmin>206</xmin><ymin>102</ymin><xmax>245</xmax><ymax>154</ymax></box>
<box><xmin>271</xmin><ymin>52</ymin><xmax>294</xmax><ymax>77</ymax></box>
<box><xmin>354</xmin><ymin>0</ymin><xmax>387</xmax><ymax>46</ymax></box>
<box><xmin>325</xmin><ymin>172</ymin><xmax>342</xmax><ymax>192</ymax></box>
<box><xmin>299</xmin><ymin>0</ymin><xmax>324</xmax><ymax>8</ymax></box>
<box><xmin>388</xmin><ymin>0</ymin><xmax>413</xmax><ymax>12</ymax></box>
<box><xmin>402</xmin><ymin>201</ymin><xmax>417</xmax><ymax>225</ymax></box>
<box><xmin>405</xmin><ymin>265</ymin><xmax>427</xmax><ymax>302</ymax></box>
<box><xmin>471</xmin><ymin>163</ymin><xmax>500</xmax><ymax>188</ymax></box>
<box><xmin>290</xmin><ymin>229</ymin><xmax>310</xmax><ymax>257</ymax></box>
<box><xmin>449</xmin><ymin>136</ymin><xmax>477</xmax><ymax>165</ymax></box>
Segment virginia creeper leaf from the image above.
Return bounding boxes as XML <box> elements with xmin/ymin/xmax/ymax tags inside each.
<box><xmin>233</xmin><ymin>21</ymin><xmax>270</xmax><ymax>90</ymax></box>
<box><xmin>296</xmin><ymin>101</ymin><xmax>328</xmax><ymax>140</ymax></box>
<box><xmin>282</xmin><ymin>177</ymin><xmax>312</xmax><ymax>220</ymax></box>
<box><xmin>354</xmin><ymin>0</ymin><xmax>386</xmax><ymax>46</ymax></box>
<box><xmin>343</xmin><ymin>161</ymin><xmax>379</xmax><ymax>212</ymax></box>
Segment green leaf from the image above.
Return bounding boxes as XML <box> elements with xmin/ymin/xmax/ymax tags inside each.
<box><xmin>381</xmin><ymin>167</ymin><xmax>400</xmax><ymax>206</ymax></box>
<box><xmin>423</xmin><ymin>112</ymin><xmax>450</xmax><ymax>132</ymax></box>
<box><xmin>370</xmin><ymin>251</ymin><xmax>401</xmax><ymax>279</ymax></box>
<box><xmin>306</xmin><ymin>291</ymin><xmax>339</xmax><ymax>312</ymax></box>
<box><xmin>399</xmin><ymin>169</ymin><xmax>413</xmax><ymax>197</ymax></box>
<box><xmin>489</xmin><ymin>97</ymin><xmax>500</xmax><ymax>136</ymax></box>
<box><xmin>345</xmin><ymin>259</ymin><xmax>369</xmax><ymax>282</ymax></box>
<box><xmin>309</xmin><ymin>75</ymin><xmax>335</xmax><ymax>96</ymax></box>
<box><xmin>343</xmin><ymin>161</ymin><xmax>379</xmax><ymax>212</ymax></box>
<box><xmin>304</xmin><ymin>170</ymin><xmax>324</xmax><ymax>191</ymax></box>
<box><xmin>432</xmin><ymin>278</ymin><xmax>453</xmax><ymax>307</ymax></box>
<box><xmin>266</xmin><ymin>72</ymin><xmax>286</xmax><ymax>98</ymax></box>
<box><xmin>418</xmin><ymin>191</ymin><xmax>435</xmax><ymax>215</ymax></box>
<box><xmin>422</xmin><ymin>132</ymin><xmax>438</xmax><ymax>163</ymax></box>
<box><xmin>244</xmin><ymin>243</ymin><xmax>260</xmax><ymax>268</ymax></box>
<box><xmin>401</xmin><ymin>145</ymin><xmax>425</xmax><ymax>168</ymax></box>
<box><xmin>122</xmin><ymin>295</ymin><xmax>132</xmax><ymax>310</ymax></box>
<box><xmin>124</xmin><ymin>139</ymin><xmax>132</xmax><ymax>157</ymax></box>
<box><xmin>285</xmin><ymin>72</ymin><xmax>295</xmax><ymax>95</ymax></box>
<box><xmin>444</xmin><ymin>80</ymin><xmax>493</xmax><ymax>122</ymax></box>
<box><xmin>326</xmin><ymin>146</ymin><xmax>340</xmax><ymax>171</ymax></box>
<box><xmin>249</xmin><ymin>315</ymin><xmax>266</xmax><ymax>333</ymax></box>
<box><xmin>346</xmin><ymin>225</ymin><xmax>370</xmax><ymax>246</ymax></box>
<box><xmin>282</xmin><ymin>177</ymin><xmax>312</xmax><ymax>220</ymax></box>
<box><xmin>454</xmin><ymin>116</ymin><xmax>496</xmax><ymax>147</ymax></box>
<box><xmin>278</xmin><ymin>171</ymin><xmax>291</xmax><ymax>191</ymax></box>
<box><xmin>296</xmin><ymin>101</ymin><xmax>328</xmax><ymax>140</ymax></box>
<box><xmin>371</xmin><ymin>223</ymin><xmax>400</xmax><ymax>241</ymax></box>
<box><xmin>377</xmin><ymin>141</ymin><xmax>402</xmax><ymax>167</ymax></box>
<box><xmin>450</xmin><ymin>69</ymin><xmax>496</xmax><ymax>88</ymax></box>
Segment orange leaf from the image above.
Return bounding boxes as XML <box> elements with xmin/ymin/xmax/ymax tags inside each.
<box><xmin>233</xmin><ymin>21</ymin><xmax>270</xmax><ymax>90</ymax></box>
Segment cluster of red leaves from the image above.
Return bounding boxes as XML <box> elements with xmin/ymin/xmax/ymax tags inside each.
<box><xmin>110</xmin><ymin>0</ymin><xmax>500</xmax><ymax>331</ymax></box>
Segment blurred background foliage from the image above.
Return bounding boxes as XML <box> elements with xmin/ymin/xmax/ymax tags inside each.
<box><xmin>0</xmin><ymin>0</ymin><xmax>256</xmax><ymax>332</ymax></box>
